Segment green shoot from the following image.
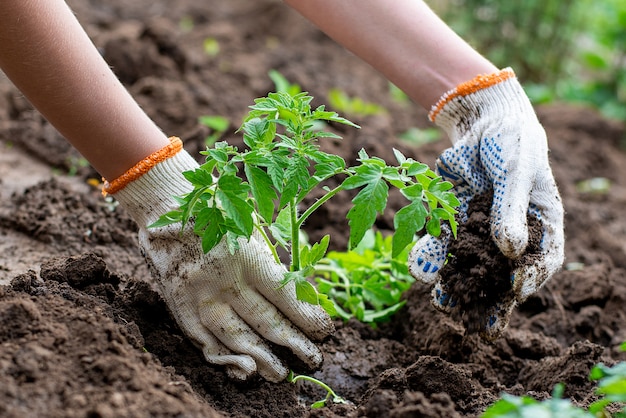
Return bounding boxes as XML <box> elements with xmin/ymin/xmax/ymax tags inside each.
<box><xmin>399</xmin><ymin>127</ymin><xmax>442</xmax><ymax>147</ymax></box>
<box><xmin>150</xmin><ymin>86</ymin><xmax>458</xmax><ymax>315</ymax></box>
<box><xmin>481</xmin><ymin>384</ymin><xmax>595</xmax><ymax>418</ymax></box>
<box><xmin>328</xmin><ymin>88</ymin><xmax>387</xmax><ymax>117</ymax></box>
<box><xmin>198</xmin><ymin>115</ymin><xmax>229</xmax><ymax>147</ymax></box>
<box><xmin>287</xmin><ymin>370</ymin><xmax>348</xmax><ymax>409</ymax></box>
<box><xmin>482</xmin><ymin>342</ymin><xmax>626</xmax><ymax>418</ymax></box>
<box><xmin>202</xmin><ymin>37</ymin><xmax>220</xmax><ymax>57</ymax></box>
<box><xmin>268</xmin><ymin>69</ymin><xmax>302</xmax><ymax>96</ymax></box>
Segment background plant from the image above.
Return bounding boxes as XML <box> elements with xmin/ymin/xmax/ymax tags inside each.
<box><xmin>314</xmin><ymin>229</ymin><xmax>416</xmax><ymax>325</ymax></box>
<box><xmin>431</xmin><ymin>0</ymin><xmax>626</xmax><ymax>122</ymax></box>
<box><xmin>481</xmin><ymin>341</ymin><xmax>626</xmax><ymax>418</ymax></box>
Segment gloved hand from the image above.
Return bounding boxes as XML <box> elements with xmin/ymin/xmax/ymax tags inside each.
<box><xmin>408</xmin><ymin>68</ymin><xmax>564</xmax><ymax>340</ymax></box>
<box><xmin>105</xmin><ymin>137</ymin><xmax>334</xmax><ymax>382</ymax></box>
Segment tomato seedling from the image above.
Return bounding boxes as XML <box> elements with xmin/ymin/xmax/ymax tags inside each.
<box><xmin>151</xmin><ymin>88</ymin><xmax>458</xmax><ymax>315</ymax></box>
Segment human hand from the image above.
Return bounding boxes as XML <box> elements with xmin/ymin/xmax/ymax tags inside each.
<box><xmin>107</xmin><ymin>139</ymin><xmax>334</xmax><ymax>382</ymax></box>
<box><xmin>408</xmin><ymin>68</ymin><xmax>564</xmax><ymax>340</ymax></box>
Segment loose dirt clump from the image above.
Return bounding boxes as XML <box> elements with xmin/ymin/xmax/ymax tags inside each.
<box><xmin>440</xmin><ymin>191</ymin><xmax>543</xmax><ymax>336</ymax></box>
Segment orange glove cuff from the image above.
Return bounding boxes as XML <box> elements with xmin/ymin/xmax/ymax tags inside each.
<box><xmin>102</xmin><ymin>136</ymin><xmax>183</xmax><ymax>195</ymax></box>
<box><xmin>428</xmin><ymin>68</ymin><xmax>515</xmax><ymax>123</ymax></box>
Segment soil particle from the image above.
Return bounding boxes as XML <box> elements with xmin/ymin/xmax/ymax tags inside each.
<box><xmin>440</xmin><ymin>190</ymin><xmax>543</xmax><ymax>336</ymax></box>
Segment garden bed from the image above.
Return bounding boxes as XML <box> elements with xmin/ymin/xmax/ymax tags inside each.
<box><xmin>0</xmin><ymin>1</ymin><xmax>625</xmax><ymax>417</ymax></box>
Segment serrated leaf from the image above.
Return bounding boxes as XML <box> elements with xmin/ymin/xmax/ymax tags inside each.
<box><xmin>342</xmin><ymin>163</ymin><xmax>383</xmax><ymax>190</ymax></box>
<box><xmin>295</xmin><ymin>279</ymin><xmax>319</xmax><ymax>305</ymax></box>
<box><xmin>426</xmin><ymin>215</ymin><xmax>442</xmax><ymax>237</ymax></box>
<box><xmin>216</xmin><ymin>175</ymin><xmax>254</xmax><ymax>237</ymax></box>
<box><xmin>393</xmin><ymin>148</ymin><xmax>406</xmax><ymax>165</ymax></box>
<box><xmin>406</xmin><ymin>161</ymin><xmax>429</xmax><ymax>176</ymax></box>
<box><xmin>318</xmin><ymin>293</ymin><xmax>337</xmax><ymax>316</ymax></box>
<box><xmin>201</xmin><ymin>209</ymin><xmax>227</xmax><ymax>253</ymax></box>
<box><xmin>278</xmin><ymin>179</ymin><xmax>299</xmax><ymax>209</ymax></box>
<box><xmin>309</xmin><ymin>235</ymin><xmax>330</xmax><ymax>265</ymax></box>
<box><xmin>400</xmin><ymin>183</ymin><xmax>424</xmax><ymax>200</ymax></box>
<box><xmin>245</xmin><ymin>165</ymin><xmax>277</xmax><ymax>223</ymax></box>
<box><xmin>183</xmin><ymin>167</ymin><xmax>215</xmax><ymax>186</ymax></box>
<box><xmin>392</xmin><ymin>201</ymin><xmax>428</xmax><ymax>257</ymax></box>
<box><xmin>347</xmin><ymin>176</ymin><xmax>388</xmax><ymax>248</ymax></box>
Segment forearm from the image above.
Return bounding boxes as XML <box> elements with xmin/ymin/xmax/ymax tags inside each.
<box><xmin>0</xmin><ymin>0</ymin><xmax>169</xmax><ymax>179</ymax></box>
<box><xmin>284</xmin><ymin>0</ymin><xmax>497</xmax><ymax>109</ymax></box>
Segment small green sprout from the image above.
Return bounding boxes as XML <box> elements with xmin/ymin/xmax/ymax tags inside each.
<box><xmin>198</xmin><ymin>115</ymin><xmax>229</xmax><ymax>147</ymax></box>
<box><xmin>482</xmin><ymin>342</ymin><xmax>626</xmax><ymax>418</ymax></box>
<box><xmin>287</xmin><ymin>370</ymin><xmax>348</xmax><ymax>409</ymax></box>
<box><xmin>203</xmin><ymin>37</ymin><xmax>220</xmax><ymax>57</ymax></box>
<box><xmin>399</xmin><ymin>127</ymin><xmax>442</xmax><ymax>147</ymax></box>
<box><xmin>328</xmin><ymin>88</ymin><xmax>386</xmax><ymax>117</ymax></box>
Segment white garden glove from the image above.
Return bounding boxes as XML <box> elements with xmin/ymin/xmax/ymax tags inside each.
<box><xmin>104</xmin><ymin>137</ymin><xmax>334</xmax><ymax>382</ymax></box>
<box><xmin>408</xmin><ymin>68</ymin><xmax>564</xmax><ymax>340</ymax></box>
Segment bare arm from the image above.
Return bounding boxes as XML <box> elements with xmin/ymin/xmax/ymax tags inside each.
<box><xmin>0</xmin><ymin>0</ymin><xmax>169</xmax><ymax>179</ymax></box>
<box><xmin>284</xmin><ymin>0</ymin><xmax>497</xmax><ymax>109</ymax></box>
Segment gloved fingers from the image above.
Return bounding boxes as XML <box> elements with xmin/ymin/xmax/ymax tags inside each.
<box><xmin>172</xmin><ymin>302</ymin><xmax>259</xmax><ymax>380</ymax></box>
<box><xmin>430</xmin><ymin>281</ymin><xmax>456</xmax><ymax>313</ymax></box>
<box><xmin>229</xmin><ymin>285</ymin><xmax>325</xmax><ymax>370</ymax></box>
<box><xmin>484</xmin><ymin>136</ymin><xmax>533</xmax><ymax>260</ymax></box>
<box><xmin>408</xmin><ymin>227</ymin><xmax>452</xmax><ymax>284</ymax></box>
<box><xmin>480</xmin><ymin>298</ymin><xmax>517</xmax><ymax>342</ymax></box>
<box><xmin>197</xmin><ymin>301</ymin><xmax>289</xmax><ymax>382</ymax></box>
<box><xmin>243</xmin><ymin>240</ymin><xmax>335</xmax><ymax>342</ymax></box>
<box><xmin>511</xmin><ymin>169</ymin><xmax>565</xmax><ymax>302</ymax></box>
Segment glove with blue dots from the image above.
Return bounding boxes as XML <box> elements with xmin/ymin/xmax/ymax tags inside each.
<box><xmin>408</xmin><ymin>68</ymin><xmax>564</xmax><ymax>340</ymax></box>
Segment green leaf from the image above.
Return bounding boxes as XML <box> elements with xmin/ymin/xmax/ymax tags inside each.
<box><xmin>201</xmin><ymin>209</ymin><xmax>227</xmax><ymax>253</ymax></box>
<box><xmin>310</xmin><ymin>400</ymin><xmax>326</xmax><ymax>409</ymax></box>
<box><xmin>318</xmin><ymin>293</ymin><xmax>337</xmax><ymax>317</ymax></box>
<box><xmin>183</xmin><ymin>167</ymin><xmax>215</xmax><ymax>186</ymax></box>
<box><xmin>216</xmin><ymin>175</ymin><xmax>254</xmax><ymax>237</ymax></box>
<box><xmin>392</xmin><ymin>201</ymin><xmax>428</xmax><ymax>257</ymax></box>
<box><xmin>295</xmin><ymin>279</ymin><xmax>319</xmax><ymax>305</ymax></box>
<box><xmin>148</xmin><ymin>210</ymin><xmax>182</xmax><ymax>228</ymax></box>
<box><xmin>309</xmin><ymin>235</ymin><xmax>330</xmax><ymax>265</ymax></box>
<box><xmin>400</xmin><ymin>183</ymin><xmax>424</xmax><ymax>200</ymax></box>
<box><xmin>347</xmin><ymin>175</ymin><xmax>388</xmax><ymax>249</ymax></box>
<box><xmin>426</xmin><ymin>215</ymin><xmax>442</xmax><ymax>237</ymax></box>
<box><xmin>245</xmin><ymin>165</ymin><xmax>277</xmax><ymax>223</ymax></box>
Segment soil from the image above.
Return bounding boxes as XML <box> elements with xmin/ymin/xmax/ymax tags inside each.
<box><xmin>440</xmin><ymin>191</ymin><xmax>543</xmax><ymax>338</ymax></box>
<box><xmin>0</xmin><ymin>1</ymin><xmax>625</xmax><ymax>417</ymax></box>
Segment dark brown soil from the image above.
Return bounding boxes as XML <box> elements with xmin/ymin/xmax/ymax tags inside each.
<box><xmin>0</xmin><ymin>1</ymin><xmax>625</xmax><ymax>417</ymax></box>
<box><xmin>441</xmin><ymin>191</ymin><xmax>543</xmax><ymax>337</ymax></box>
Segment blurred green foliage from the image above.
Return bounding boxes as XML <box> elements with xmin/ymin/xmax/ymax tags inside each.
<box><xmin>431</xmin><ymin>0</ymin><xmax>626</xmax><ymax>120</ymax></box>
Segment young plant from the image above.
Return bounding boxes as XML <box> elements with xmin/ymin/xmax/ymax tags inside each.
<box><xmin>481</xmin><ymin>384</ymin><xmax>595</xmax><ymax>418</ymax></box>
<box><xmin>150</xmin><ymin>89</ymin><xmax>458</xmax><ymax>315</ymax></box>
<box><xmin>328</xmin><ymin>88</ymin><xmax>387</xmax><ymax>117</ymax></box>
<box><xmin>482</xmin><ymin>341</ymin><xmax>626</xmax><ymax>418</ymax></box>
<box><xmin>287</xmin><ymin>370</ymin><xmax>348</xmax><ymax>409</ymax></box>
<box><xmin>315</xmin><ymin>229</ymin><xmax>416</xmax><ymax>325</ymax></box>
<box><xmin>198</xmin><ymin>115</ymin><xmax>229</xmax><ymax>147</ymax></box>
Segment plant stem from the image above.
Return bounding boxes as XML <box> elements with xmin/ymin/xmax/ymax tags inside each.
<box><xmin>296</xmin><ymin>183</ymin><xmax>345</xmax><ymax>229</ymax></box>
<box><xmin>288</xmin><ymin>373</ymin><xmax>346</xmax><ymax>405</ymax></box>
<box><xmin>290</xmin><ymin>199</ymin><xmax>300</xmax><ymax>271</ymax></box>
<box><xmin>254</xmin><ymin>222</ymin><xmax>281</xmax><ymax>265</ymax></box>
